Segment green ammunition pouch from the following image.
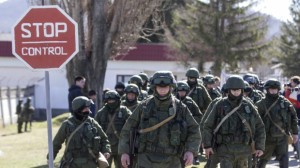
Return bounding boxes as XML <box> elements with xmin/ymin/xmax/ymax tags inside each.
<box><xmin>137</xmin><ymin>97</ymin><xmax>186</xmax><ymax>155</ymax></box>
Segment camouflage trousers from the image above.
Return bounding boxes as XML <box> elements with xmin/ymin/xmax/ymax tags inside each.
<box><xmin>136</xmin><ymin>152</ymin><xmax>181</xmax><ymax>168</ymax></box>
<box><xmin>212</xmin><ymin>144</ymin><xmax>250</xmax><ymax>168</ymax></box>
<box><xmin>257</xmin><ymin>137</ymin><xmax>289</xmax><ymax>168</ymax></box>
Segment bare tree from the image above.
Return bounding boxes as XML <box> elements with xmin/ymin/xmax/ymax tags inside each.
<box><xmin>30</xmin><ymin>0</ymin><xmax>166</xmax><ymax>107</ymax></box>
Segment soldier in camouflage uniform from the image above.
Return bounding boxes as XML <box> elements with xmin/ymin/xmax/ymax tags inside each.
<box><xmin>203</xmin><ymin>75</ymin><xmax>266</xmax><ymax>168</ymax></box>
<box><xmin>121</xmin><ymin>84</ymin><xmax>141</xmax><ymax>112</ymax></box>
<box><xmin>202</xmin><ymin>75</ymin><xmax>222</xmax><ymax>101</ymax></box>
<box><xmin>244</xmin><ymin>81</ymin><xmax>263</xmax><ymax>104</ymax></box>
<box><xmin>185</xmin><ymin>68</ymin><xmax>212</xmax><ymax>113</ymax></box>
<box><xmin>176</xmin><ymin>81</ymin><xmax>203</xmax><ymax>166</ymax></box>
<box><xmin>138</xmin><ymin>72</ymin><xmax>150</xmax><ymax>92</ymax></box>
<box><xmin>119</xmin><ymin>71</ymin><xmax>201</xmax><ymax>168</ymax></box>
<box><xmin>129</xmin><ymin>75</ymin><xmax>148</xmax><ymax>101</ymax></box>
<box><xmin>95</xmin><ymin>90</ymin><xmax>132</xmax><ymax>168</ymax></box>
<box><xmin>22</xmin><ymin>97</ymin><xmax>35</xmax><ymax>132</ymax></box>
<box><xmin>244</xmin><ymin>76</ymin><xmax>265</xmax><ymax>98</ymax></box>
<box><xmin>256</xmin><ymin>79</ymin><xmax>298</xmax><ymax>168</ymax></box>
<box><xmin>16</xmin><ymin>99</ymin><xmax>23</xmax><ymax>133</ymax></box>
<box><xmin>49</xmin><ymin>96</ymin><xmax>111</xmax><ymax>168</ymax></box>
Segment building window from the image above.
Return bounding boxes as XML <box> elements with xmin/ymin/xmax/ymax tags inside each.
<box><xmin>116</xmin><ymin>75</ymin><xmax>132</xmax><ymax>85</ymax></box>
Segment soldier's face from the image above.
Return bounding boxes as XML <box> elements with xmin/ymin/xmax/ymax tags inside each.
<box><xmin>230</xmin><ymin>89</ymin><xmax>242</xmax><ymax>96</ymax></box>
<box><xmin>156</xmin><ymin>85</ymin><xmax>170</xmax><ymax>96</ymax></box>
<box><xmin>268</xmin><ymin>88</ymin><xmax>278</xmax><ymax>94</ymax></box>
<box><xmin>126</xmin><ymin>93</ymin><xmax>136</xmax><ymax>101</ymax></box>
<box><xmin>178</xmin><ymin>91</ymin><xmax>186</xmax><ymax>97</ymax></box>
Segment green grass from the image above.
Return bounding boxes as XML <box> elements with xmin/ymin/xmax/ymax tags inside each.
<box><xmin>0</xmin><ymin>113</ymin><xmax>205</xmax><ymax>168</ymax></box>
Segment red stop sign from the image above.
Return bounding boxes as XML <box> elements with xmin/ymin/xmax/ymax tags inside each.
<box><xmin>12</xmin><ymin>6</ymin><xmax>78</xmax><ymax>70</ymax></box>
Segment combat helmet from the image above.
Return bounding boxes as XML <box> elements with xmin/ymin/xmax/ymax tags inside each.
<box><xmin>125</xmin><ymin>84</ymin><xmax>140</xmax><ymax>96</ymax></box>
<box><xmin>150</xmin><ymin>71</ymin><xmax>176</xmax><ymax>88</ymax></box>
<box><xmin>264</xmin><ymin>78</ymin><xmax>281</xmax><ymax>90</ymax></box>
<box><xmin>186</xmin><ymin>68</ymin><xmax>200</xmax><ymax>78</ymax></box>
<box><xmin>244</xmin><ymin>81</ymin><xmax>252</xmax><ymax>92</ymax></box>
<box><xmin>104</xmin><ymin>90</ymin><xmax>121</xmax><ymax>104</ymax></box>
<box><xmin>72</xmin><ymin>96</ymin><xmax>92</xmax><ymax>112</ymax></box>
<box><xmin>138</xmin><ymin>72</ymin><xmax>149</xmax><ymax>82</ymax></box>
<box><xmin>129</xmin><ymin>75</ymin><xmax>143</xmax><ymax>87</ymax></box>
<box><xmin>226</xmin><ymin>75</ymin><xmax>245</xmax><ymax>89</ymax></box>
<box><xmin>203</xmin><ymin>74</ymin><xmax>215</xmax><ymax>85</ymax></box>
<box><xmin>177</xmin><ymin>81</ymin><xmax>190</xmax><ymax>91</ymax></box>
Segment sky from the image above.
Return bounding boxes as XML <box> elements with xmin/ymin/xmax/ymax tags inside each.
<box><xmin>0</xmin><ymin>0</ymin><xmax>294</xmax><ymax>33</ymax></box>
<box><xmin>255</xmin><ymin>0</ymin><xmax>292</xmax><ymax>21</ymax></box>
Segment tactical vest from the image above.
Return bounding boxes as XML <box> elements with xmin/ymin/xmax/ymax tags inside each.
<box><xmin>65</xmin><ymin>118</ymin><xmax>102</xmax><ymax>159</ymax></box>
<box><xmin>262</xmin><ymin>96</ymin><xmax>291</xmax><ymax>138</ymax></box>
<box><xmin>99</xmin><ymin>106</ymin><xmax>128</xmax><ymax>145</ymax></box>
<box><xmin>208</xmin><ymin>88</ymin><xmax>222</xmax><ymax>101</ymax></box>
<box><xmin>137</xmin><ymin>97</ymin><xmax>187</xmax><ymax>155</ymax></box>
<box><xmin>214</xmin><ymin>98</ymin><xmax>255</xmax><ymax>146</ymax></box>
<box><xmin>182</xmin><ymin>97</ymin><xmax>202</xmax><ymax>124</ymax></box>
<box><xmin>190</xmin><ymin>87</ymin><xmax>205</xmax><ymax>111</ymax></box>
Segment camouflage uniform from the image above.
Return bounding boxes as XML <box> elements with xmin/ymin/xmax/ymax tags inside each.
<box><xmin>185</xmin><ymin>68</ymin><xmax>212</xmax><ymax>113</ymax></box>
<box><xmin>203</xmin><ymin>75</ymin><xmax>222</xmax><ymax>101</ymax></box>
<box><xmin>244</xmin><ymin>81</ymin><xmax>263</xmax><ymax>104</ymax></box>
<box><xmin>22</xmin><ymin>97</ymin><xmax>35</xmax><ymax>132</ymax></box>
<box><xmin>51</xmin><ymin>96</ymin><xmax>111</xmax><ymax>168</ymax></box>
<box><xmin>203</xmin><ymin>75</ymin><xmax>265</xmax><ymax>168</ymax></box>
<box><xmin>95</xmin><ymin>90</ymin><xmax>132</xmax><ymax>168</ymax></box>
<box><xmin>16</xmin><ymin>100</ymin><xmax>23</xmax><ymax>133</ymax></box>
<box><xmin>119</xmin><ymin>71</ymin><xmax>201</xmax><ymax>168</ymax></box>
<box><xmin>256</xmin><ymin>79</ymin><xmax>298</xmax><ymax>168</ymax></box>
<box><xmin>121</xmin><ymin>84</ymin><xmax>141</xmax><ymax>112</ymax></box>
<box><xmin>129</xmin><ymin>75</ymin><xmax>148</xmax><ymax>101</ymax></box>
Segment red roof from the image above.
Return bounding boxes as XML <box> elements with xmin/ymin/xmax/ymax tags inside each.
<box><xmin>0</xmin><ymin>41</ymin><xmax>13</xmax><ymax>57</ymax></box>
<box><xmin>114</xmin><ymin>43</ymin><xmax>176</xmax><ymax>61</ymax></box>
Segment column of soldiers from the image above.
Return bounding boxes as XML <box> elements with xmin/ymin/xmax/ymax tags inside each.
<box><xmin>49</xmin><ymin>69</ymin><xmax>299</xmax><ymax>168</ymax></box>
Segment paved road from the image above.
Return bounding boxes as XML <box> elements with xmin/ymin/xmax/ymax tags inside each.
<box><xmin>266</xmin><ymin>145</ymin><xmax>299</xmax><ymax>168</ymax></box>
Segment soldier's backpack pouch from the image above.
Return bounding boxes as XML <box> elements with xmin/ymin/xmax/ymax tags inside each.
<box><xmin>97</xmin><ymin>152</ymin><xmax>109</xmax><ymax>168</ymax></box>
<box><xmin>287</xmin><ymin>133</ymin><xmax>293</xmax><ymax>144</ymax></box>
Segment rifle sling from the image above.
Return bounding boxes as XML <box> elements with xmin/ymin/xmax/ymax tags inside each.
<box><xmin>235</xmin><ymin>112</ymin><xmax>254</xmax><ymax>140</ymax></box>
<box><xmin>105</xmin><ymin>112</ymin><xmax>117</xmax><ymax>134</ymax></box>
<box><xmin>63</xmin><ymin>119</ymin><xmax>86</xmax><ymax>158</ymax></box>
<box><xmin>213</xmin><ymin>101</ymin><xmax>242</xmax><ymax>135</ymax></box>
<box><xmin>138</xmin><ymin>96</ymin><xmax>177</xmax><ymax>134</ymax></box>
<box><xmin>263</xmin><ymin>99</ymin><xmax>289</xmax><ymax>136</ymax></box>
<box><xmin>263</xmin><ymin>98</ymin><xmax>279</xmax><ymax>118</ymax></box>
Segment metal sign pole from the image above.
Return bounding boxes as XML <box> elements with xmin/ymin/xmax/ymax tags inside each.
<box><xmin>45</xmin><ymin>71</ymin><xmax>54</xmax><ymax>168</ymax></box>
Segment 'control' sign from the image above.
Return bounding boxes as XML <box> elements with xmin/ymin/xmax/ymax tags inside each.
<box><xmin>12</xmin><ymin>6</ymin><xmax>78</xmax><ymax>70</ymax></box>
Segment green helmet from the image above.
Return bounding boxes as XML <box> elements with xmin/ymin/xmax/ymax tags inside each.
<box><xmin>203</xmin><ymin>75</ymin><xmax>215</xmax><ymax>85</ymax></box>
<box><xmin>186</xmin><ymin>68</ymin><xmax>200</xmax><ymax>78</ymax></box>
<box><xmin>138</xmin><ymin>72</ymin><xmax>149</xmax><ymax>82</ymax></box>
<box><xmin>226</xmin><ymin>75</ymin><xmax>245</xmax><ymax>89</ymax></box>
<box><xmin>104</xmin><ymin>90</ymin><xmax>121</xmax><ymax>101</ymax></box>
<box><xmin>177</xmin><ymin>81</ymin><xmax>190</xmax><ymax>91</ymax></box>
<box><xmin>150</xmin><ymin>71</ymin><xmax>176</xmax><ymax>88</ymax></box>
<box><xmin>129</xmin><ymin>75</ymin><xmax>143</xmax><ymax>87</ymax></box>
<box><xmin>72</xmin><ymin>96</ymin><xmax>92</xmax><ymax>112</ymax></box>
<box><xmin>125</xmin><ymin>84</ymin><xmax>140</xmax><ymax>96</ymax></box>
<box><xmin>264</xmin><ymin>78</ymin><xmax>281</xmax><ymax>90</ymax></box>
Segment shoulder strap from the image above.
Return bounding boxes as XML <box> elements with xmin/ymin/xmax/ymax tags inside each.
<box><xmin>263</xmin><ymin>98</ymin><xmax>279</xmax><ymax>118</ymax></box>
<box><xmin>63</xmin><ymin>120</ymin><xmax>86</xmax><ymax>157</ymax></box>
<box><xmin>235</xmin><ymin>112</ymin><xmax>254</xmax><ymax>139</ymax></box>
<box><xmin>213</xmin><ymin>101</ymin><xmax>242</xmax><ymax>134</ymax></box>
<box><xmin>105</xmin><ymin>112</ymin><xmax>117</xmax><ymax>133</ymax></box>
<box><xmin>187</xmin><ymin>87</ymin><xmax>196</xmax><ymax>97</ymax></box>
<box><xmin>138</xmin><ymin>96</ymin><xmax>177</xmax><ymax>134</ymax></box>
<box><xmin>265</xmin><ymin>109</ymin><xmax>288</xmax><ymax>136</ymax></box>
